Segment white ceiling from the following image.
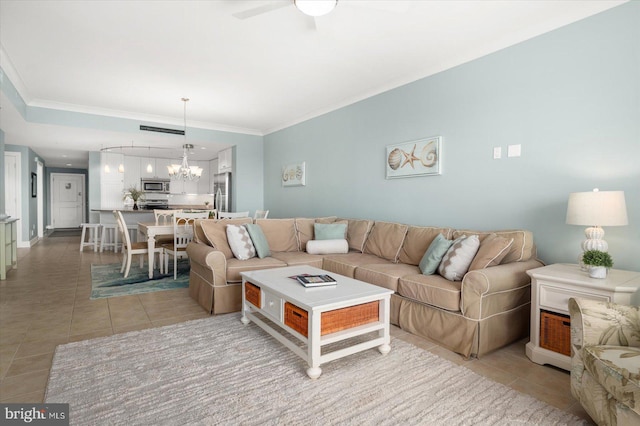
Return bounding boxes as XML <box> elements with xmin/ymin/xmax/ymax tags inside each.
<box><xmin>0</xmin><ymin>0</ymin><xmax>626</xmax><ymax>168</ymax></box>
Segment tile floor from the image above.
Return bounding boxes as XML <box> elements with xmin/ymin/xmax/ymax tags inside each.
<box><xmin>0</xmin><ymin>234</ymin><xmax>592</xmax><ymax>423</ymax></box>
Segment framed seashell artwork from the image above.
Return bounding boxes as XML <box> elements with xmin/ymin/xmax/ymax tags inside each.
<box><xmin>282</xmin><ymin>161</ymin><xmax>306</xmax><ymax>187</ymax></box>
<box><xmin>386</xmin><ymin>136</ymin><xmax>442</xmax><ymax>179</ymax></box>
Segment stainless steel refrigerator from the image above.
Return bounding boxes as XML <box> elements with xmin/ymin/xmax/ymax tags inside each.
<box><xmin>213</xmin><ymin>172</ymin><xmax>232</xmax><ymax>213</ymax></box>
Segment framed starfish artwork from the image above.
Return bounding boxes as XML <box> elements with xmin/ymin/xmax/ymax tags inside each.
<box><xmin>385</xmin><ymin>136</ymin><xmax>442</xmax><ymax>179</ymax></box>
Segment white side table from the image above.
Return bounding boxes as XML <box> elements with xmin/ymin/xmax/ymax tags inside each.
<box><xmin>525</xmin><ymin>263</ymin><xmax>640</xmax><ymax>371</ymax></box>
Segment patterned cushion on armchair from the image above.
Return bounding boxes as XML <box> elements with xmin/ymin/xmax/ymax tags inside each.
<box><xmin>569</xmin><ymin>298</ymin><xmax>640</xmax><ymax>426</ymax></box>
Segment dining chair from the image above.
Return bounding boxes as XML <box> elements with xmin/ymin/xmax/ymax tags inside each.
<box><xmin>154</xmin><ymin>209</ymin><xmax>183</xmax><ymax>225</ymax></box>
<box><xmin>115</xmin><ymin>210</ymin><xmax>164</xmax><ymax>278</ymax></box>
<box><xmin>253</xmin><ymin>210</ymin><xmax>269</xmax><ymax>219</ymax></box>
<box><xmin>162</xmin><ymin>211</ymin><xmax>209</xmax><ymax>279</ymax></box>
<box><xmin>218</xmin><ymin>211</ymin><xmax>250</xmax><ymax>219</ymax></box>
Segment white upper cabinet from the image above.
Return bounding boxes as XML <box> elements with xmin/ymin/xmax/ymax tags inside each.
<box><xmin>154</xmin><ymin>158</ymin><xmax>174</xmax><ymax>180</ymax></box>
<box><xmin>218</xmin><ymin>148</ymin><xmax>232</xmax><ymax>173</ymax></box>
<box><xmin>139</xmin><ymin>157</ymin><xmax>156</xmax><ymax>179</ymax></box>
<box><xmin>123</xmin><ymin>155</ymin><xmax>141</xmax><ymax>190</ymax></box>
<box><xmin>197</xmin><ymin>161</ymin><xmax>211</xmax><ymax>194</ymax></box>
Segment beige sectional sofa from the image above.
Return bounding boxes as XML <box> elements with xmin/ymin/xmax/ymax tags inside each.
<box><xmin>186</xmin><ymin>216</ymin><xmax>543</xmax><ymax>357</ymax></box>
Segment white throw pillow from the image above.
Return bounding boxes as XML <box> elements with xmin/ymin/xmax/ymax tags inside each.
<box><xmin>226</xmin><ymin>224</ymin><xmax>256</xmax><ymax>260</ymax></box>
<box><xmin>438</xmin><ymin>235</ymin><xmax>480</xmax><ymax>281</ymax></box>
<box><xmin>306</xmin><ymin>239</ymin><xmax>349</xmax><ymax>255</ymax></box>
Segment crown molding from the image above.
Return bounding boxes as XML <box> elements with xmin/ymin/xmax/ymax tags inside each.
<box><xmin>0</xmin><ymin>44</ymin><xmax>32</xmax><ymax>104</ymax></box>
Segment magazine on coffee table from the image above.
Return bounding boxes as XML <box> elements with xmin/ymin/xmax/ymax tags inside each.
<box><xmin>289</xmin><ymin>274</ymin><xmax>337</xmax><ymax>288</ymax></box>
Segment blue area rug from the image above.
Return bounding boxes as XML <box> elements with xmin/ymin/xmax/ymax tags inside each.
<box><xmin>90</xmin><ymin>261</ymin><xmax>190</xmax><ymax>299</ymax></box>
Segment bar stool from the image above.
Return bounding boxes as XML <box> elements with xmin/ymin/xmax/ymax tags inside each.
<box><xmin>79</xmin><ymin>223</ymin><xmax>101</xmax><ymax>252</ymax></box>
<box><xmin>99</xmin><ymin>223</ymin><xmax>120</xmax><ymax>253</ymax></box>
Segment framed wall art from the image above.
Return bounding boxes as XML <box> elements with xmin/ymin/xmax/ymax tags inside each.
<box><xmin>282</xmin><ymin>161</ymin><xmax>306</xmax><ymax>187</ymax></box>
<box><xmin>31</xmin><ymin>173</ymin><xmax>37</xmax><ymax>197</ymax></box>
<box><xmin>386</xmin><ymin>136</ymin><xmax>442</xmax><ymax>179</ymax></box>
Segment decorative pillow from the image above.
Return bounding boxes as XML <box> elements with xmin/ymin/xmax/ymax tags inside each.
<box><xmin>200</xmin><ymin>217</ymin><xmax>253</xmax><ymax>259</ymax></box>
<box><xmin>344</xmin><ymin>218</ymin><xmax>374</xmax><ymax>253</ymax></box>
<box><xmin>255</xmin><ymin>219</ymin><xmax>298</xmax><ymax>252</ymax></box>
<box><xmin>468</xmin><ymin>233</ymin><xmax>514</xmax><ymax>271</ymax></box>
<box><xmin>306</xmin><ymin>239</ymin><xmax>349</xmax><ymax>255</ymax></box>
<box><xmin>245</xmin><ymin>223</ymin><xmax>271</xmax><ymax>259</ymax></box>
<box><xmin>438</xmin><ymin>235</ymin><xmax>480</xmax><ymax>281</ymax></box>
<box><xmin>363</xmin><ymin>221</ymin><xmax>409</xmax><ymax>262</ymax></box>
<box><xmin>419</xmin><ymin>234</ymin><xmax>454</xmax><ymax>275</ymax></box>
<box><xmin>314</xmin><ymin>223</ymin><xmax>347</xmax><ymax>240</ymax></box>
<box><xmin>226</xmin><ymin>225</ymin><xmax>256</xmax><ymax>260</ymax></box>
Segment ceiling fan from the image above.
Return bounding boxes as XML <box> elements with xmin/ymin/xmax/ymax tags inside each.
<box><xmin>233</xmin><ymin>1</ymin><xmax>338</xmax><ymax>20</ymax></box>
<box><xmin>232</xmin><ymin>1</ymin><xmax>409</xmax><ymax>30</ymax></box>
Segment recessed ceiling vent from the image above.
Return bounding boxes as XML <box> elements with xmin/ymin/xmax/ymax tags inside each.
<box><xmin>139</xmin><ymin>125</ymin><xmax>184</xmax><ymax>135</ymax></box>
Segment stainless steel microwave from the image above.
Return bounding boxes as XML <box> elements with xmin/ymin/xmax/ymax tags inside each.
<box><xmin>141</xmin><ymin>179</ymin><xmax>170</xmax><ymax>193</ymax></box>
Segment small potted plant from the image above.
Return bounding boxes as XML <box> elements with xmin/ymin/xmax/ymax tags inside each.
<box><xmin>124</xmin><ymin>187</ymin><xmax>144</xmax><ymax>210</ymax></box>
<box><xmin>582</xmin><ymin>249</ymin><xmax>613</xmax><ymax>279</ymax></box>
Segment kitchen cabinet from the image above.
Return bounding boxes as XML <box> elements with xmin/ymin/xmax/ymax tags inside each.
<box><xmin>209</xmin><ymin>158</ymin><xmax>218</xmax><ymax>193</ymax></box>
<box><xmin>198</xmin><ymin>161</ymin><xmax>211</xmax><ymax>194</ymax></box>
<box><xmin>218</xmin><ymin>148</ymin><xmax>232</xmax><ymax>173</ymax></box>
<box><xmin>101</xmin><ymin>152</ymin><xmax>124</xmax><ymax>208</ymax></box>
<box><xmin>154</xmin><ymin>158</ymin><xmax>174</xmax><ymax>180</ymax></box>
<box><xmin>139</xmin><ymin>157</ymin><xmax>156</xmax><ymax>179</ymax></box>
<box><xmin>123</xmin><ymin>155</ymin><xmax>141</xmax><ymax>190</ymax></box>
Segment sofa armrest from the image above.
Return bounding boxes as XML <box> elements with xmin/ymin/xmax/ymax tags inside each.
<box><xmin>186</xmin><ymin>242</ymin><xmax>228</xmax><ymax>286</ymax></box>
<box><xmin>461</xmin><ymin>258</ymin><xmax>543</xmax><ymax>320</ymax></box>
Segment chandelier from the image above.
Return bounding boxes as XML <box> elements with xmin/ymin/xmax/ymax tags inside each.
<box><xmin>167</xmin><ymin>98</ymin><xmax>203</xmax><ymax>181</ymax></box>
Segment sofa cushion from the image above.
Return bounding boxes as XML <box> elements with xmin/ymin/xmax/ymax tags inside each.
<box><xmin>452</xmin><ymin>229</ymin><xmax>534</xmax><ymax>263</ymax></box>
<box><xmin>314</xmin><ymin>222</ymin><xmax>347</xmax><ymax>240</ymax></box>
<box><xmin>306</xmin><ymin>239</ymin><xmax>349</xmax><ymax>255</ymax></box>
<box><xmin>245</xmin><ymin>223</ymin><xmax>271</xmax><ymax>259</ymax></box>
<box><xmin>355</xmin><ymin>263</ymin><xmax>420</xmax><ymax>292</ymax></box>
<box><xmin>363</xmin><ymin>221</ymin><xmax>409</xmax><ymax>262</ymax></box>
<box><xmin>343</xmin><ymin>219</ymin><xmax>374</xmax><ymax>253</ymax></box>
<box><xmin>468</xmin><ymin>233</ymin><xmax>513</xmax><ymax>271</ymax></box>
<box><xmin>399</xmin><ymin>226</ymin><xmax>453</xmax><ymax>266</ymax></box>
<box><xmin>270</xmin><ymin>251</ymin><xmax>324</xmax><ymax>269</ymax></box>
<box><xmin>255</xmin><ymin>219</ymin><xmax>298</xmax><ymax>252</ymax></box>
<box><xmin>295</xmin><ymin>218</ymin><xmax>316</xmax><ymax>251</ymax></box>
<box><xmin>323</xmin><ymin>252</ymin><xmax>391</xmax><ymax>278</ymax></box>
<box><xmin>200</xmin><ymin>217</ymin><xmax>253</xmax><ymax>259</ymax></box>
<box><xmin>398</xmin><ymin>274</ymin><xmax>462</xmax><ymax>312</ymax></box>
<box><xmin>226</xmin><ymin>225</ymin><xmax>256</xmax><ymax>260</ymax></box>
<box><xmin>419</xmin><ymin>233</ymin><xmax>454</xmax><ymax>275</ymax></box>
<box><xmin>226</xmin><ymin>257</ymin><xmax>287</xmax><ymax>283</ymax></box>
<box><xmin>438</xmin><ymin>235</ymin><xmax>480</xmax><ymax>281</ymax></box>
<box><xmin>583</xmin><ymin>345</ymin><xmax>640</xmax><ymax>415</ymax></box>
<box><xmin>193</xmin><ymin>219</ymin><xmax>208</xmax><ymax>245</ymax></box>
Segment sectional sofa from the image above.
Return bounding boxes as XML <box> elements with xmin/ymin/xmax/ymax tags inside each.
<box><xmin>186</xmin><ymin>217</ymin><xmax>543</xmax><ymax>357</ymax></box>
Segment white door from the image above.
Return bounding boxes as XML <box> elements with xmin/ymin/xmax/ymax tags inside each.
<box><xmin>4</xmin><ymin>152</ymin><xmax>22</xmax><ymax>244</ymax></box>
<box><xmin>51</xmin><ymin>173</ymin><xmax>85</xmax><ymax>229</ymax></box>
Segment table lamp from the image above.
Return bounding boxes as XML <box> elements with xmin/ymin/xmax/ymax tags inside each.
<box><xmin>566</xmin><ymin>189</ymin><xmax>628</xmax><ymax>260</ymax></box>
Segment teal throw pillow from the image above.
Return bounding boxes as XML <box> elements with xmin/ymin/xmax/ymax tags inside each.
<box><xmin>314</xmin><ymin>223</ymin><xmax>347</xmax><ymax>240</ymax></box>
<box><xmin>245</xmin><ymin>224</ymin><xmax>271</xmax><ymax>259</ymax></box>
<box><xmin>419</xmin><ymin>234</ymin><xmax>454</xmax><ymax>275</ymax></box>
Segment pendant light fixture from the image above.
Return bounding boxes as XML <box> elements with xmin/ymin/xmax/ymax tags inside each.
<box><xmin>146</xmin><ymin>146</ymin><xmax>153</xmax><ymax>173</ymax></box>
<box><xmin>167</xmin><ymin>98</ymin><xmax>203</xmax><ymax>181</ymax></box>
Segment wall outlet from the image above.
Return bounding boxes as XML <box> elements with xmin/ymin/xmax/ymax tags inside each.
<box><xmin>508</xmin><ymin>144</ymin><xmax>521</xmax><ymax>157</ymax></box>
<box><xmin>493</xmin><ymin>147</ymin><xmax>502</xmax><ymax>159</ymax></box>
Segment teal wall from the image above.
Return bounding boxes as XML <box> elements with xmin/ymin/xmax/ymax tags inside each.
<box><xmin>0</xmin><ymin>129</ymin><xmax>5</xmax><ymax>217</ymax></box>
<box><xmin>264</xmin><ymin>3</ymin><xmax>640</xmax><ymax>271</ymax></box>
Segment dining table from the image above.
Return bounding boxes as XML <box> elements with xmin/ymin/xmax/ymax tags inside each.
<box><xmin>137</xmin><ymin>221</ymin><xmax>173</xmax><ymax>279</ymax></box>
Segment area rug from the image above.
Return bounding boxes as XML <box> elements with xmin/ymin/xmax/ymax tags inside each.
<box><xmin>45</xmin><ymin>314</ymin><xmax>586</xmax><ymax>425</ymax></box>
<box><xmin>49</xmin><ymin>228</ymin><xmax>82</xmax><ymax>237</ymax></box>
<box><xmin>90</xmin><ymin>261</ymin><xmax>190</xmax><ymax>299</ymax></box>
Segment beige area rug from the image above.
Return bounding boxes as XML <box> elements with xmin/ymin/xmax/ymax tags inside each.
<box><xmin>45</xmin><ymin>314</ymin><xmax>585</xmax><ymax>425</ymax></box>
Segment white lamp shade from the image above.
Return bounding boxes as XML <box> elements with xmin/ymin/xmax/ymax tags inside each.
<box><xmin>566</xmin><ymin>190</ymin><xmax>628</xmax><ymax>226</ymax></box>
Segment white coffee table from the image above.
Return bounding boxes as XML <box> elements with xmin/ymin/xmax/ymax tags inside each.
<box><xmin>240</xmin><ymin>265</ymin><xmax>393</xmax><ymax>379</ymax></box>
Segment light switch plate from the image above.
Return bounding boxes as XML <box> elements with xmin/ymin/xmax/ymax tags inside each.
<box><xmin>493</xmin><ymin>147</ymin><xmax>502</xmax><ymax>159</ymax></box>
<box><xmin>508</xmin><ymin>144</ymin><xmax>521</xmax><ymax>157</ymax></box>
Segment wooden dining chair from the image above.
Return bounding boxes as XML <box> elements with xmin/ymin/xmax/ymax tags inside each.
<box><xmin>218</xmin><ymin>211</ymin><xmax>250</xmax><ymax>219</ymax></box>
<box><xmin>253</xmin><ymin>210</ymin><xmax>269</xmax><ymax>219</ymax></box>
<box><xmin>115</xmin><ymin>210</ymin><xmax>164</xmax><ymax>278</ymax></box>
<box><xmin>162</xmin><ymin>211</ymin><xmax>209</xmax><ymax>279</ymax></box>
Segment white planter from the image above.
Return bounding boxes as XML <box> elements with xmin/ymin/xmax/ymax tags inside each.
<box><xmin>588</xmin><ymin>266</ymin><xmax>608</xmax><ymax>279</ymax></box>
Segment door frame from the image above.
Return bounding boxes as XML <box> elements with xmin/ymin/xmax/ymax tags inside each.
<box><xmin>36</xmin><ymin>160</ymin><xmax>44</xmax><ymax>238</ymax></box>
<box><xmin>50</xmin><ymin>172</ymin><xmax>86</xmax><ymax>229</ymax></box>
<box><xmin>4</xmin><ymin>151</ymin><xmax>23</xmax><ymax>246</ymax></box>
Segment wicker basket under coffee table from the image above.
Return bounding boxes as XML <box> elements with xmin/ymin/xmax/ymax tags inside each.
<box><xmin>240</xmin><ymin>265</ymin><xmax>393</xmax><ymax>379</ymax></box>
